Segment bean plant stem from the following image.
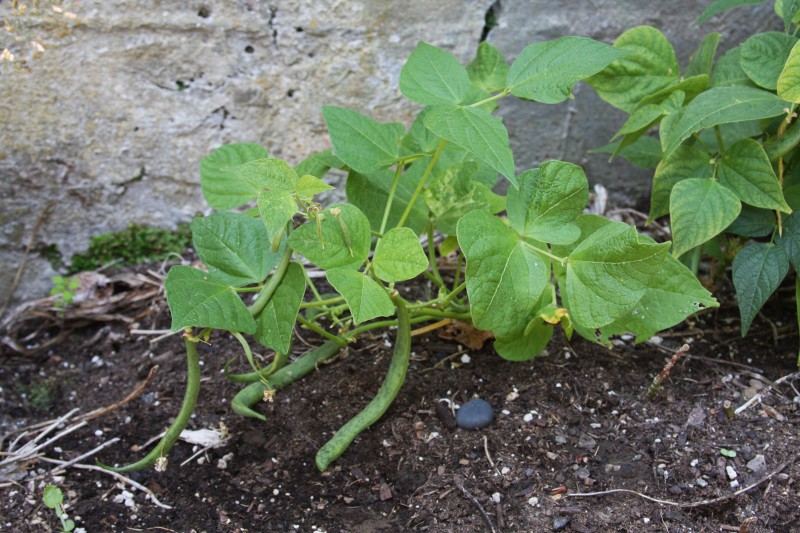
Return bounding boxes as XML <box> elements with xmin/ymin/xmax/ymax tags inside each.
<box><xmin>427</xmin><ymin>222</ymin><xmax>445</xmax><ymax>287</ymax></box>
<box><xmin>397</xmin><ymin>140</ymin><xmax>447</xmax><ymax>228</ymax></box>
<box><xmin>249</xmin><ymin>246</ymin><xmax>293</xmax><ymax>317</ymax></box>
<box><xmin>469</xmin><ymin>88</ymin><xmax>510</xmax><ymax>108</ymax></box>
<box><xmin>297</xmin><ymin>314</ymin><xmax>346</xmax><ymax>344</ymax></box>
<box><xmin>378</xmin><ymin>164</ymin><xmax>404</xmax><ymax>237</ymax></box>
<box><xmin>713</xmin><ymin>125</ymin><xmax>725</xmax><ymax>154</ymax></box>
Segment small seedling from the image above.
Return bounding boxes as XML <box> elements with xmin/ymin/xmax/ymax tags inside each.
<box><xmin>49</xmin><ymin>275</ymin><xmax>79</xmax><ymax>308</ymax></box>
<box><xmin>42</xmin><ymin>485</ymin><xmax>75</xmax><ymax>532</ymax></box>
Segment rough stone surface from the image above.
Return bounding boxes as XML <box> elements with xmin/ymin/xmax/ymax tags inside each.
<box><xmin>0</xmin><ymin>0</ymin><xmax>780</xmax><ymax>305</ymax></box>
<box><xmin>455</xmin><ymin>398</ymin><xmax>494</xmax><ymax>430</ymax></box>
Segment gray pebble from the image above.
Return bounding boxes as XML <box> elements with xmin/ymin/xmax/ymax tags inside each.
<box><xmin>578</xmin><ymin>433</ymin><xmax>597</xmax><ymax>449</ymax></box>
<box><xmin>553</xmin><ymin>516</ymin><xmax>569</xmax><ymax>530</ymax></box>
<box><xmin>555</xmin><ymin>435</ymin><xmax>568</xmax><ymax>444</ymax></box>
<box><xmin>455</xmin><ymin>398</ymin><xmax>494</xmax><ymax>430</ymax></box>
<box><xmin>746</xmin><ymin>454</ymin><xmax>767</xmax><ymax>475</ymax></box>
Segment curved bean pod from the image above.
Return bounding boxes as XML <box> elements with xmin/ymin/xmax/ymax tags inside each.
<box><xmin>314</xmin><ymin>297</ymin><xmax>410</xmax><ymax>471</ymax></box>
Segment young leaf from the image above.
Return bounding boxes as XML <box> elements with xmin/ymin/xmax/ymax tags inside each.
<box><xmin>506</xmin><ymin>160</ymin><xmax>589</xmax><ymax>244</ymax></box>
<box><xmin>424</xmin><ymin>162</ymin><xmax>501</xmax><ymax>235</ymax></box>
<box><xmin>739</xmin><ymin>32</ymin><xmax>797</xmax><ymax>91</ymax></box>
<box><xmin>695</xmin><ymin>0</ymin><xmax>767</xmax><ymax>25</ymax></box>
<box><xmin>776</xmin><ymin>211</ymin><xmax>800</xmax><ymax>268</ymax></box>
<box><xmin>296</xmin><ymin>174</ymin><xmax>334</xmax><ymax>200</ymax></box>
<box><xmin>493</xmin><ymin>319</ymin><xmax>553</xmax><ymax>361</ymax></box>
<box><xmin>225</xmin><ymin>158</ymin><xmax>299</xmax><ymax>192</ymax></box>
<box><xmin>776</xmin><ymin>0</ymin><xmax>800</xmax><ymax>28</ymax></box>
<box><xmin>592</xmin><ymin>136</ymin><xmax>663</xmax><ymax>169</ymax></box>
<box><xmin>254</xmin><ymin>262</ymin><xmax>305</xmax><ymax>353</ymax></box>
<box><xmin>778</xmin><ymin>40</ymin><xmax>800</xmax><ymax>102</ymax></box>
<box><xmin>717</xmin><ymin>138</ymin><xmax>791</xmax><ymax>212</ymax></box>
<box><xmin>685</xmin><ymin>32</ymin><xmax>721</xmax><ymax>78</ymax></box>
<box><xmin>586</xmin><ymin>26</ymin><xmax>679</xmax><ymax>113</ymax></box>
<box><xmin>649</xmin><ymin>145</ymin><xmax>714</xmax><ymax>220</ymax></box>
<box><xmin>423</xmin><ymin>104</ymin><xmax>515</xmax><ymax>183</ymax></box>
<box><xmin>345</xmin><ymin>170</ymin><xmax>428</xmax><ymax>236</ymax></box>
<box><xmin>506</xmin><ymin>37</ymin><xmax>629</xmax><ymax>104</ymax></box>
<box><xmin>373</xmin><ymin>227</ymin><xmax>428</xmax><ymax>282</ymax></box>
<box><xmin>669</xmin><ymin>178</ymin><xmax>742</xmax><ymax>257</ymax></box>
<box><xmin>288</xmin><ymin>203</ymin><xmax>371</xmax><ymax>270</ymax></box>
<box><xmin>400</xmin><ymin>42</ymin><xmax>471</xmax><ymax>105</ymax></box>
<box><xmin>326</xmin><ymin>268</ymin><xmax>394</xmax><ymax>324</ymax></box>
<box><xmin>43</xmin><ymin>485</ymin><xmax>63</xmax><ymax>509</ymax></box>
<box><xmin>200</xmin><ymin>143</ymin><xmax>269</xmax><ymax>210</ymax></box>
<box><xmin>660</xmin><ymin>86</ymin><xmax>787</xmax><ymax>156</ymax></box>
<box><xmin>711</xmin><ymin>46</ymin><xmax>756</xmax><ymax>88</ymax></box>
<box><xmin>732</xmin><ymin>243</ymin><xmax>789</xmax><ymax>335</ymax></box>
<box><xmin>457</xmin><ymin>210</ymin><xmax>548</xmax><ymax>332</ymax></box>
<box><xmin>467</xmin><ymin>41</ymin><xmax>509</xmax><ymax>93</ymax></box>
<box><xmin>257</xmin><ymin>189</ymin><xmax>297</xmax><ymax>244</ymax></box>
<box><xmin>191</xmin><ymin>213</ymin><xmax>277</xmax><ymax>287</ymax></box>
<box><xmin>165</xmin><ymin>266</ymin><xmax>256</xmax><ymax>333</ymax></box>
<box><xmin>295</xmin><ymin>150</ymin><xmax>333</xmax><ymax>179</ymax></box>
<box><xmin>322</xmin><ymin>106</ymin><xmax>404</xmax><ymax>174</ymax></box>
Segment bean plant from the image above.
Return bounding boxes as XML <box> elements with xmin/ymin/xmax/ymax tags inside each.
<box><xmin>586</xmin><ymin>0</ymin><xmax>800</xmax><ymax>358</ymax></box>
<box><xmin>102</xmin><ymin>38</ymin><xmax>716</xmax><ymax>472</ymax></box>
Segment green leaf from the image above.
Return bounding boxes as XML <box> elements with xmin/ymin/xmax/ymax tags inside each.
<box><xmin>726</xmin><ymin>205</ymin><xmax>777</xmax><ymax>237</ymax></box>
<box><xmin>661</xmin><ymin>86</ymin><xmax>788</xmax><ymax>156</ymax></box>
<box><xmin>614</xmin><ymin>104</ymin><xmax>669</xmax><ymax>141</ymax></box>
<box><xmin>597</xmin><ymin>254</ymin><xmax>719</xmax><ymax>342</ymax></box>
<box><xmin>322</xmin><ymin>106</ymin><xmax>404</xmax><ymax>174</ymax></box>
<box><xmin>732</xmin><ymin>243</ymin><xmax>789</xmax><ymax>335</ymax></box>
<box><xmin>637</xmin><ymin>76</ymin><xmax>709</xmax><ymax>108</ymax></box>
<box><xmin>711</xmin><ymin>46</ymin><xmax>755</xmax><ymax>88</ymax></box>
<box><xmin>457</xmin><ymin>210</ymin><xmax>548</xmax><ymax>332</ymax></box>
<box><xmin>467</xmin><ymin>41</ymin><xmax>509</xmax><ymax>93</ymax></box>
<box><xmin>288</xmin><ymin>203</ymin><xmax>371</xmax><ymax>270</ymax></box>
<box><xmin>200</xmin><ymin>143</ymin><xmax>269</xmax><ymax>210</ymax></box>
<box><xmin>400</xmin><ymin>42</ymin><xmax>471</xmax><ymax>105</ymax></box>
<box><xmin>295</xmin><ymin>150</ymin><xmax>333</xmax><ymax>179</ymax></box>
<box><xmin>740</xmin><ymin>32</ymin><xmax>798</xmax><ymax>91</ymax></box>
<box><xmin>592</xmin><ymin>136</ymin><xmax>663</xmax><ymax>169</ymax></box>
<box><xmin>165</xmin><ymin>266</ymin><xmax>256</xmax><ymax>333</ymax></box>
<box><xmin>776</xmin><ymin>0</ymin><xmax>800</xmax><ymax>28</ymax></box>
<box><xmin>254</xmin><ymin>262</ymin><xmax>305</xmax><ymax>353</ymax></box>
<box><xmin>776</xmin><ymin>211</ymin><xmax>800</xmax><ymax>268</ymax></box>
<box><xmin>191</xmin><ymin>213</ymin><xmax>278</xmax><ymax>287</ymax></box>
<box><xmin>326</xmin><ymin>268</ymin><xmax>394</xmax><ymax>324</ymax></box>
<box><xmin>507</xmin><ymin>160</ymin><xmax>588</xmax><ymax>244</ymax></box>
<box><xmin>586</xmin><ymin>26</ymin><xmax>679</xmax><ymax>113</ymax></box>
<box><xmin>493</xmin><ymin>319</ymin><xmax>553</xmax><ymax>361</ymax></box>
<box><xmin>670</xmin><ymin>178</ymin><xmax>742</xmax><ymax>257</ymax></box>
<box><xmin>717</xmin><ymin>138</ymin><xmax>791</xmax><ymax>211</ymax></box>
<box><xmin>424</xmin><ymin>162</ymin><xmax>502</xmax><ymax>235</ymax></box>
<box><xmin>566</xmin><ymin>222</ymin><xmax>669</xmax><ymax>329</ymax></box>
<box><xmin>373</xmin><ymin>227</ymin><xmax>428</xmax><ymax>282</ymax></box>
<box><xmin>423</xmin><ymin>104</ymin><xmax>515</xmax><ymax>183</ymax></box>
<box><xmin>650</xmin><ymin>145</ymin><xmax>714</xmax><ymax>220</ymax></box>
<box><xmin>257</xmin><ymin>189</ymin><xmax>297</xmax><ymax>244</ymax></box>
<box><xmin>295</xmin><ymin>174</ymin><xmax>334</xmax><ymax>200</ymax></box>
<box><xmin>225</xmin><ymin>158</ymin><xmax>299</xmax><ymax>192</ymax></box>
<box><xmin>43</xmin><ymin>485</ymin><xmax>63</xmax><ymax>509</ymax></box>
<box><xmin>778</xmin><ymin>40</ymin><xmax>800</xmax><ymax>102</ymax></box>
<box><xmin>696</xmin><ymin>0</ymin><xmax>767</xmax><ymax>24</ymax></box>
<box><xmin>506</xmin><ymin>37</ymin><xmax>629</xmax><ymax>104</ymax></box>
<box><xmin>345</xmin><ymin>170</ymin><xmax>428</xmax><ymax>236</ymax></box>
<box><xmin>686</xmin><ymin>32</ymin><xmax>721</xmax><ymax>78</ymax></box>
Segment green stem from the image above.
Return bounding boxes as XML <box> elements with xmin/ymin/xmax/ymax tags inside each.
<box><xmin>427</xmin><ymin>222</ymin><xmax>444</xmax><ymax>287</ymax></box>
<box><xmin>521</xmin><ymin>239</ymin><xmax>566</xmax><ymax>265</ymax></box>
<box><xmin>714</xmin><ymin>125</ymin><xmax>725</xmax><ymax>154</ymax></box>
<box><xmin>379</xmin><ymin>164</ymin><xmax>404</xmax><ymax>237</ymax></box>
<box><xmin>397</xmin><ymin>139</ymin><xmax>446</xmax><ymax>228</ymax></box>
<box><xmin>250</xmin><ymin>245</ymin><xmax>293</xmax><ymax>317</ymax></box>
<box><xmin>453</xmin><ymin>252</ymin><xmax>463</xmax><ymax>296</ymax></box>
<box><xmin>469</xmin><ymin>88</ymin><xmax>511</xmax><ymax>108</ymax></box>
<box><xmin>688</xmin><ymin>245</ymin><xmax>702</xmax><ymax>276</ymax></box>
<box><xmin>99</xmin><ymin>335</ymin><xmax>201</xmax><ymax>472</ymax></box>
<box><xmin>297</xmin><ymin>314</ymin><xmax>346</xmax><ymax>344</ymax></box>
<box><xmin>231</xmin><ymin>331</ymin><xmax>261</xmax><ymax>374</ymax></box>
<box><xmin>300</xmin><ymin>296</ymin><xmax>345</xmax><ymax>309</ymax></box>
<box><xmin>440</xmin><ymin>281</ymin><xmax>467</xmax><ymax>309</ymax></box>
<box><xmin>302</xmin><ymin>265</ymin><xmax>324</xmax><ymax>303</ymax></box>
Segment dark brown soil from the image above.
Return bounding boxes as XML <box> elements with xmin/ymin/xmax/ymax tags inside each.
<box><xmin>1</xmin><ymin>278</ymin><xmax>799</xmax><ymax>532</ymax></box>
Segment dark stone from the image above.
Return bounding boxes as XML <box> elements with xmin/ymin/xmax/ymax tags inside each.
<box><xmin>456</xmin><ymin>398</ymin><xmax>494</xmax><ymax>430</ymax></box>
<box><xmin>553</xmin><ymin>516</ymin><xmax>570</xmax><ymax>530</ymax></box>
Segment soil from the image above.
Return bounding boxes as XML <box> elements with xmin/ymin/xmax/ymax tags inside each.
<box><xmin>1</xmin><ymin>270</ymin><xmax>799</xmax><ymax>532</ymax></box>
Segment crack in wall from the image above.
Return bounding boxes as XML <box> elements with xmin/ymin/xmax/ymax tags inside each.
<box><xmin>480</xmin><ymin>0</ymin><xmax>501</xmax><ymax>42</ymax></box>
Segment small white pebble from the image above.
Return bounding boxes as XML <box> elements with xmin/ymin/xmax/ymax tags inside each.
<box><xmin>501</xmin><ymin>466</ymin><xmax>510</xmax><ymax>475</ymax></box>
<box><xmin>726</xmin><ymin>466</ymin><xmax>737</xmax><ymax>480</ymax></box>
<box><xmin>527</xmin><ymin>497</ymin><xmax>539</xmax><ymax>507</ymax></box>
<box><xmin>523</xmin><ymin>413</ymin><xmax>534</xmax><ymax>423</ymax></box>
<box><xmin>94</xmin><ymin>430</ymin><xmax>103</xmax><ymax>437</ymax></box>
<box><xmin>491</xmin><ymin>492</ymin><xmax>501</xmax><ymax>503</ymax></box>
<box><xmin>273</xmin><ymin>489</ymin><xmax>280</xmax><ymax>496</ymax></box>
<box><xmin>460</xmin><ymin>354</ymin><xmax>471</xmax><ymax>364</ymax></box>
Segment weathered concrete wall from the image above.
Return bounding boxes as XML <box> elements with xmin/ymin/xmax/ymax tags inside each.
<box><xmin>0</xmin><ymin>0</ymin><xmax>779</xmax><ymax>306</ymax></box>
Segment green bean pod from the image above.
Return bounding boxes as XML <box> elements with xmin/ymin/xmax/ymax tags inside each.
<box><xmin>231</xmin><ymin>339</ymin><xmax>344</xmax><ymax>419</ymax></box>
<box><xmin>315</xmin><ymin>297</ymin><xmax>410</xmax><ymax>471</ymax></box>
<box><xmin>98</xmin><ymin>336</ymin><xmax>201</xmax><ymax>472</ymax></box>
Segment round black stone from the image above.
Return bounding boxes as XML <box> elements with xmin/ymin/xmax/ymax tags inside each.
<box><xmin>455</xmin><ymin>398</ymin><xmax>494</xmax><ymax>430</ymax></box>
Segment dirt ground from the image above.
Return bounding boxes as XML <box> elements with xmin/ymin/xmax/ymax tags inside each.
<box><xmin>1</xmin><ymin>270</ymin><xmax>799</xmax><ymax>532</ymax></box>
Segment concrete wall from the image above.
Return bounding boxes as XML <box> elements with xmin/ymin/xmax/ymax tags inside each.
<box><xmin>0</xmin><ymin>0</ymin><xmax>779</xmax><ymax>305</ymax></box>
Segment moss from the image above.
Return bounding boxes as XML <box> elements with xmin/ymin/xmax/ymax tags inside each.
<box><xmin>67</xmin><ymin>223</ymin><xmax>193</xmax><ymax>274</ymax></box>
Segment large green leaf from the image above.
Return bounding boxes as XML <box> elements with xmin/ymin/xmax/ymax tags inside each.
<box><xmin>165</xmin><ymin>266</ymin><xmax>256</xmax><ymax>333</ymax></box>
<box><xmin>670</xmin><ymin>178</ymin><xmax>742</xmax><ymax>257</ymax></box>
<box><xmin>424</xmin><ymin>162</ymin><xmax>501</xmax><ymax>235</ymax></box>
<box><xmin>493</xmin><ymin>319</ymin><xmax>553</xmax><ymax>361</ymax></box>
<box><xmin>457</xmin><ymin>210</ymin><xmax>548</xmax><ymax>332</ymax></box>
<box><xmin>200</xmin><ymin>143</ymin><xmax>269</xmax><ymax>210</ymax></box>
<box><xmin>711</xmin><ymin>46</ymin><xmax>756</xmax><ymax>88</ymax></box>
<box><xmin>257</xmin><ymin>189</ymin><xmax>297</xmax><ymax>243</ymax></box>
<box><xmin>660</xmin><ymin>86</ymin><xmax>788</xmax><ymax>156</ymax></box>
<box><xmin>400</xmin><ymin>42</ymin><xmax>471</xmax><ymax>105</ymax></box>
<box><xmin>288</xmin><ymin>203</ymin><xmax>371</xmax><ymax>270</ymax></box>
<box><xmin>326</xmin><ymin>268</ymin><xmax>394</xmax><ymax>324</ymax></box>
<box><xmin>776</xmin><ymin>0</ymin><xmax>800</xmax><ymax>28</ymax></box>
<box><xmin>740</xmin><ymin>32</ymin><xmax>798</xmax><ymax>90</ymax></box>
<box><xmin>696</xmin><ymin>0</ymin><xmax>767</xmax><ymax>24</ymax></box>
<box><xmin>726</xmin><ymin>205</ymin><xmax>777</xmax><ymax>237</ymax></box>
<box><xmin>467</xmin><ymin>42</ymin><xmax>509</xmax><ymax>93</ymax></box>
<box><xmin>373</xmin><ymin>227</ymin><xmax>428</xmax><ymax>282</ymax></box>
<box><xmin>254</xmin><ymin>262</ymin><xmax>305</xmax><ymax>353</ymax></box>
<box><xmin>778</xmin><ymin>40</ymin><xmax>800</xmax><ymax>102</ymax></box>
<box><xmin>586</xmin><ymin>26</ymin><xmax>679</xmax><ymax>113</ymax></box>
<box><xmin>649</xmin><ymin>145</ymin><xmax>714</xmax><ymax>220</ymax></box>
<box><xmin>322</xmin><ymin>106</ymin><xmax>404</xmax><ymax>174</ymax></box>
<box><xmin>345</xmin><ymin>170</ymin><xmax>428</xmax><ymax>236</ymax></box>
<box><xmin>686</xmin><ymin>32</ymin><xmax>721</xmax><ymax>78</ymax></box>
<box><xmin>732</xmin><ymin>243</ymin><xmax>789</xmax><ymax>335</ymax></box>
<box><xmin>191</xmin><ymin>213</ymin><xmax>277</xmax><ymax>287</ymax></box>
<box><xmin>423</xmin><ymin>105</ymin><xmax>515</xmax><ymax>183</ymax></box>
<box><xmin>776</xmin><ymin>211</ymin><xmax>800</xmax><ymax>268</ymax></box>
<box><xmin>506</xmin><ymin>161</ymin><xmax>588</xmax><ymax>244</ymax></box>
<box><xmin>224</xmin><ymin>157</ymin><xmax>299</xmax><ymax>193</ymax></box>
<box><xmin>717</xmin><ymin>138</ymin><xmax>791</xmax><ymax>211</ymax></box>
<box><xmin>592</xmin><ymin>136</ymin><xmax>663</xmax><ymax>169</ymax></box>
<box><xmin>506</xmin><ymin>37</ymin><xmax>628</xmax><ymax>104</ymax></box>
<box><xmin>565</xmin><ymin>222</ymin><xmax>669</xmax><ymax>329</ymax></box>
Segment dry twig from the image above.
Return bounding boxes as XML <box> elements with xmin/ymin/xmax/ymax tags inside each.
<box><xmin>454</xmin><ymin>476</ymin><xmax>497</xmax><ymax>533</ymax></box>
